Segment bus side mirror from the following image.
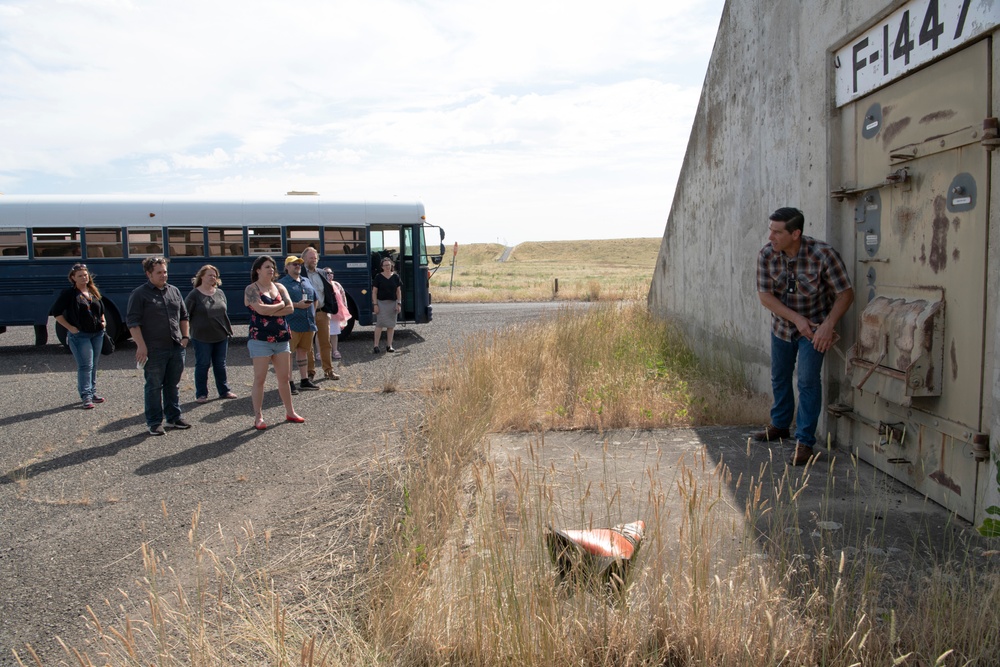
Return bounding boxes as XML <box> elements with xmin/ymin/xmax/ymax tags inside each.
<box><xmin>430</xmin><ymin>242</ymin><xmax>444</xmax><ymax>265</ymax></box>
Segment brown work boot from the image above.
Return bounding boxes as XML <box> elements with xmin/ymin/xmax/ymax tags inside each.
<box><xmin>752</xmin><ymin>424</ymin><xmax>791</xmax><ymax>441</ymax></box>
<box><xmin>790</xmin><ymin>442</ymin><xmax>814</xmax><ymax>466</ymax></box>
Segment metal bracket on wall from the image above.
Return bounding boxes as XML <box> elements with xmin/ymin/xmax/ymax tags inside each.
<box><xmin>883</xmin><ymin>167</ymin><xmax>911</xmax><ymax>191</ymax></box>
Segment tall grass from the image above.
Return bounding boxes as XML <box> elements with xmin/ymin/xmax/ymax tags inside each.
<box><xmin>372</xmin><ymin>303</ymin><xmax>1000</xmax><ymax>666</ymax></box>
<box><xmin>41</xmin><ymin>303</ymin><xmax>1000</xmax><ymax>666</ymax></box>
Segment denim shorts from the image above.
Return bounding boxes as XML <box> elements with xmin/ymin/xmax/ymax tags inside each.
<box><xmin>247</xmin><ymin>338</ymin><xmax>291</xmax><ymax>358</ymax></box>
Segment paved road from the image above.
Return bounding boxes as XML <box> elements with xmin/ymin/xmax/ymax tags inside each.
<box><xmin>0</xmin><ymin>302</ymin><xmax>569</xmax><ymax>665</ymax></box>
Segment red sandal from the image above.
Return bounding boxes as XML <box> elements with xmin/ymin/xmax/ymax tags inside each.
<box><xmin>285</xmin><ymin>414</ymin><xmax>305</xmax><ymax>424</ymax></box>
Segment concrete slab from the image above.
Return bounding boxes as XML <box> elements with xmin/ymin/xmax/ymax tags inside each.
<box><xmin>484</xmin><ymin>426</ymin><xmax>997</xmax><ymax>573</ymax></box>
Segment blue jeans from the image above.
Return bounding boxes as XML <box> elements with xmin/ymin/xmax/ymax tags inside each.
<box><xmin>770</xmin><ymin>333</ymin><xmax>825</xmax><ymax>447</ymax></box>
<box><xmin>144</xmin><ymin>345</ymin><xmax>185</xmax><ymax>428</ymax></box>
<box><xmin>66</xmin><ymin>330</ymin><xmax>104</xmax><ymax>402</ymax></box>
<box><xmin>192</xmin><ymin>338</ymin><xmax>232</xmax><ymax>398</ymax></box>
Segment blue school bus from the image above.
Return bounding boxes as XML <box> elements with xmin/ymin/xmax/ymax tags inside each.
<box><xmin>0</xmin><ymin>194</ymin><xmax>445</xmax><ymax>345</ymax></box>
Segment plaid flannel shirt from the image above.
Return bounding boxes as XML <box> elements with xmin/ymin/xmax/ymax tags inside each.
<box><xmin>756</xmin><ymin>235</ymin><xmax>852</xmax><ymax>342</ymax></box>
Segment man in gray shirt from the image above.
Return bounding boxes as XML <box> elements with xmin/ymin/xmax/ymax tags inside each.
<box><xmin>127</xmin><ymin>256</ymin><xmax>191</xmax><ymax>436</ymax></box>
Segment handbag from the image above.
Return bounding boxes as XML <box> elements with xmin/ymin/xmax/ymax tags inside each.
<box><xmin>101</xmin><ymin>331</ymin><xmax>115</xmax><ymax>356</ymax></box>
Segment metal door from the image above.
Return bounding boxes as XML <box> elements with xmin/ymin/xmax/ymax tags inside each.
<box><xmin>839</xmin><ymin>40</ymin><xmax>990</xmax><ymax>521</ymax></box>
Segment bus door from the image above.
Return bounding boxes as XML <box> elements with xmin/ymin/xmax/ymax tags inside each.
<box><xmin>369</xmin><ymin>225</ymin><xmax>420</xmax><ymax>321</ymax></box>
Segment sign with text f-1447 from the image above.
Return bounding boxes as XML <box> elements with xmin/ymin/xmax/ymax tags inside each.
<box><xmin>835</xmin><ymin>0</ymin><xmax>998</xmax><ymax>107</ymax></box>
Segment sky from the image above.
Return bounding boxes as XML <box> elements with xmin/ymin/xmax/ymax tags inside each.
<box><xmin>0</xmin><ymin>0</ymin><xmax>725</xmax><ymax>245</ymax></box>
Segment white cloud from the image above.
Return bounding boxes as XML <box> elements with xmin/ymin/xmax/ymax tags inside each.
<box><xmin>0</xmin><ymin>0</ymin><xmax>725</xmax><ymax>242</ymax></box>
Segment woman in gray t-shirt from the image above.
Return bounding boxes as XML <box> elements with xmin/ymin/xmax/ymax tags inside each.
<box><xmin>185</xmin><ymin>265</ymin><xmax>236</xmax><ymax>402</ymax></box>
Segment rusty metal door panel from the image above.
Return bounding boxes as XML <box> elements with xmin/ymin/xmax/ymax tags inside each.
<box><xmin>855</xmin><ymin>39</ymin><xmax>988</xmax><ymax>188</ymax></box>
<box><xmin>859</xmin><ymin>144</ymin><xmax>989</xmax><ymax>429</ymax></box>
<box><xmin>838</xmin><ymin>41</ymin><xmax>991</xmax><ymax>523</ymax></box>
<box><xmin>850</xmin><ymin>416</ymin><xmax>978</xmax><ymax>521</ymax></box>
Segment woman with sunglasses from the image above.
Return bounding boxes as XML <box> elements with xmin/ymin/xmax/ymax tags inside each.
<box><xmin>50</xmin><ymin>264</ymin><xmax>107</xmax><ymax>409</ymax></box>
<box><xmin>244</xmin><ymin>255</ymin><xmax>304</xmax><ymax>430</ymax></box>
<box><xmin>185</xmin><ymin>264</ymin><xmax>237</xmax><ymax>403</ymax></box>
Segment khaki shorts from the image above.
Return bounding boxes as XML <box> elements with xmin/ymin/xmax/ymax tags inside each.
<box><xmin>289</xmin><ymin>330</ymin><xmax>315</xmax><ymax>352</ymax></box>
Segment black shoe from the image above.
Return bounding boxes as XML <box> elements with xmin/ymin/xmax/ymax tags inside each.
<box><xmin>289</xmin><ymin>381</ymin><xmax>300</xmax><ymax>395</ymax></box>
<box><xmin>387</xmin><ymin>346</ymin><xmax>396</xmax><ymax>353</ymax></box>
<box><xmin>148</xmin><ymin>424</ymin><xmax>166</xmax><ymax>436</ymax></box>
<box><xmin>300</xmin><ymin>378</ymin><xmax>320</xmax><ymax>391</ymax></box>
<box><xmin>165</xmin><ymin>419</ymin><xmax>191</xmax><ymax>430</ymax></box>
<box><xmin>373</xmin><ymin>346</ymin><xmax>380</xmax><ymax>354</ymax></box>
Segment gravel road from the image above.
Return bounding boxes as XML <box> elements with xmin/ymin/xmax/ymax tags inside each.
<box><xmin>0</xmin><ymin>302</ymin><xmax>568</xmax><ymax>665</ymax></box>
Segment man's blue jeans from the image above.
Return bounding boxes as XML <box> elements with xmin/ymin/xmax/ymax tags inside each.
<box><xmin>66</xmin><ymin>330</ymin><xmax>104</xmax><ymax>402</ymax></box>
<box><xmin>192</xmin><ymin>338</ymin><xmax>232</xmax><ymax>398</ymax></box>
<box><xmin>145</xmin><ymin>345</ymin><xmax>185</xmax><ymax>428</ymax></box>
<box><xmin>770</xmin><ymin>333</ymin><xmax>825</xmax><ymax>447</ymax></box>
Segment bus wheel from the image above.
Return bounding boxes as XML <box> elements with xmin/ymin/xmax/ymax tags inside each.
<box><xmin>339</xmin><ymin>296</ymin><xmax>358</xmax><ymax>339</ymax></box>
<box><xmin>55</xmin><ymin>322</ymin><xmax>69</xmax><ymax>349</ymax></box>
<box><xmin>104</xmin><ymin>308</ymin><xmax>125</xmax><ymax>345</ymax></box>
<box><xmin>34</xmin><ymin>324</ymin><xmax>49</xmax><ymax>346</ymax></box>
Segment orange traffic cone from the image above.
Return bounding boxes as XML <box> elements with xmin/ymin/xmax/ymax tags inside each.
<box><xmin>545</xmin><ymin>520</ymin><xmax>645</xmax><ymax>596</ymax></box>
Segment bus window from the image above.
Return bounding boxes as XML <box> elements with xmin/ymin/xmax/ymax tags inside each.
<box><xmin>324</xmin><ymin>227</ymin><xmax>366</xmax><ymax>255</ymax></box>
<box><xmin>369</xmin><ymin>228</ymin><xmax>400</xmax><ymax>255</ymax></box>
<box><xmin>168</xmin><ymin>227</ymin><xmax>205</xmax><ymax>257</ymax></box>
<box><xmin>248</xmin><ymin>226</ymin><xmax>281</xmax><ymax>255</ymax></box>
<box><xmin>128</xmin><ymin>227</ymin><xmax>164</xmax><ymax>256</ymax></box>
<box><xmin>0</xmin><ymin>229</ymin><xmax>28</xmax><ymax>258</ymax></box>
<box><xmin>85</xmin><ymin>228</ymin><xmax>123</xmax><ymax>258</ymax></box>
<box><xmin>286</xmin><ymin>226</ymin><xmax>319</xmax><ymax>255</ymax></box>
<box><xmin>33</xmin><ymin>228</ymin><xmax>82</xmax><ymax>258</ymax></box>
<box><xmin>208</xmin><ymin>228</ymin><xmax>244</xmax><ymax>256</ymax></box>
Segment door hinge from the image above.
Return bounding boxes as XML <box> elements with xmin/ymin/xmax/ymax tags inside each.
<box><xmin>982</xmin><ymin>118</ymin><xmax>1000</xmax><ymax>152</ymax></box>
<box><xmin>972</xmin><ymin>432</ymin><xmax>991</xmax><ymax>462</ymax></box>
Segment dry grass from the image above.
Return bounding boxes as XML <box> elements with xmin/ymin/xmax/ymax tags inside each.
<box><xmin>431</xmin><ymin>239</ymin><xmax>660</xmax><ymax>303</ymax></box>
<box><xmin>42</xmin><ymin>303</ymin><xmax>1000</xmax><ymax>667</ymax></box>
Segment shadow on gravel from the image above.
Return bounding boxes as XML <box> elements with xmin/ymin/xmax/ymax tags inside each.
<box><xmin>0</xmin><ymin>403</ymin><xmax>79</xmax><ymax>429</ymax></box>
<box><xmin>0</xmin><ymin>433</ymin><xmax>145</xmax><ymax>484</ymax></box>
<box><xmin>135</xmin><ymin>429</ymin><xmax>265</xmax><ymax>476</ymax></box>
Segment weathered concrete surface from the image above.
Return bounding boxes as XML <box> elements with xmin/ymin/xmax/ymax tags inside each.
<box><xmin>487</xmin><ymin>427</ymin><xmax>996</xmax><ymax>571</ymax></box>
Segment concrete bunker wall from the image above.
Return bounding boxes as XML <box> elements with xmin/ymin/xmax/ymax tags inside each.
<box><xmin>649</xmin><ymin>0</ymin><xmax>1000</xmax><ymax>526</ymax></box>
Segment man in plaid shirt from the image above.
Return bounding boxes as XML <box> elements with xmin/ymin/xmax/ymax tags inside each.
<box><xmin>755</xmin><ymin>207</ymin><xmax>854</xmax><ymax>465</ymax></box>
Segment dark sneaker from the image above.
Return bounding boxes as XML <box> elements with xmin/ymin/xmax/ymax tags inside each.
<box><xmin>165</xmin><ymin>419</ymin><xmax>192</xmax><ymax>430</ymax></box>
<box><xmin>300</xmin><ymin>378</ymin><xmax>320</xmax><ymax>391</ymax></box>
<box><xmin>148</xmin><ymin>424</ymin><xmax>166</xmax><ymax>436</ymax></box>
<box><xmin>752</xmin><ymin>425</ymin><xmax>790</xmax><ymax>442</ymax></box>
<box><xmin>289</xmin><ymin>381</ymin><xmax>300</xmax><ymax>395</ymax></box>
<box><xmin>91</xmin><ymin>395</ymin><xmax>106</xmax><ymax>404</ymax></box>
<box><xmin>790</xmin><ymin>442</ymin><xmax>814</xmax><ymax>466</ymax></box>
